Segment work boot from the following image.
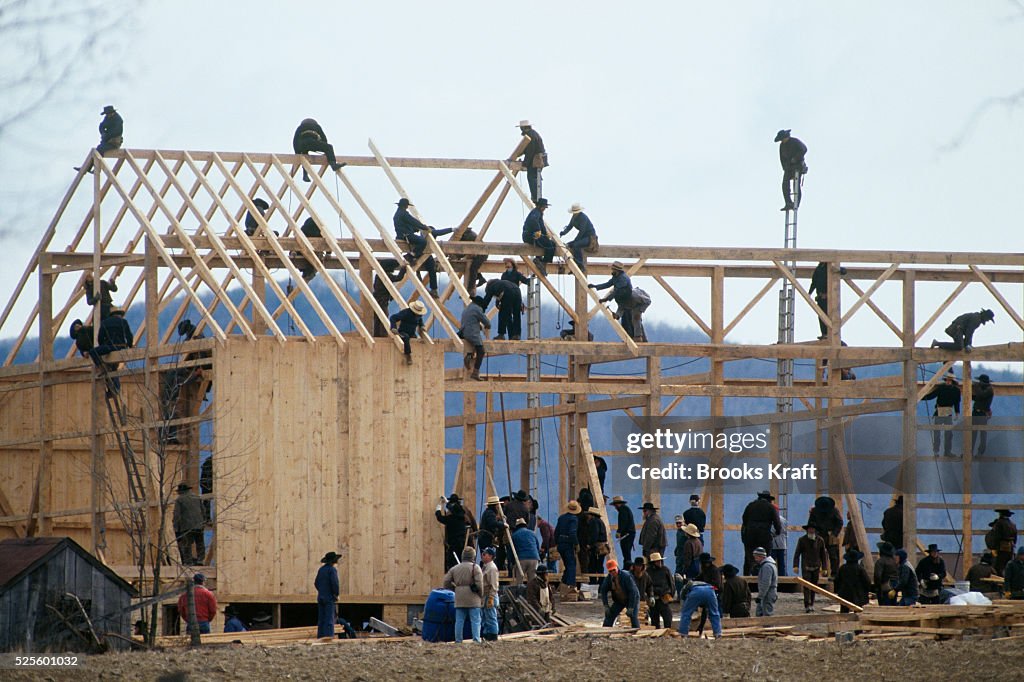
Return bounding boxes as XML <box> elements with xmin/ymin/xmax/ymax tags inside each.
<box><xmin>429</xmin><ymin>288</ymin><xmax>439</xmax><ymax>299</ymax></box>
<box><xmin>463</xmin><ymin>355</ymin><xmax>473</xmax><ymax>370</ymax></box>
<box><xmin>533</xmin><ymin>257</ymin><xmax>547</xmax><ymax>276</ymax></box>
<box><xmin>510</xmin><ymin>335</ymin><xmax>520</xmax><ymax>341</ymax></box>
<box><xmin>471</xmin><ymin>372</ymin><xmax>483</xmax><ymax>381</ymax></box>
<box><xmin>494</xmin><ymin>334</ymin><xmax>505</xmax><ymax>340</ymax></box>
<box><xmin>331</xmin><ymin>162</ymin><xmax>347</xmax><ymax>171</ymax></box>
<box><xmin>302</xmin><ymin>170</ymin><xmax>311</xmax><ymax>182</ymax></box>
<box><xmin>781</xmin><ymin>204</ymin><xmax>794</xmax><ymax>212</ymax></box>
<box><xmin>805</xmin><ymin>606</ymin><xmax>813</xmax><ymax>613</ymax></box>
<box><xmin>404</xmin><ymin>353</ymin><xmax>413</xmax><ymax>366</ymax></box>
<box><xmin>930</xmin><ymin>339</ymin><xmax>939</xmax><ymax>348</ymax></box>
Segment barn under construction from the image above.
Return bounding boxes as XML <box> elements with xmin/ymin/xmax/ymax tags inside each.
<box><xmin>0</xmin><ymin>141</ymin><xmax>1021</xmax><ymax>633</ymax></box>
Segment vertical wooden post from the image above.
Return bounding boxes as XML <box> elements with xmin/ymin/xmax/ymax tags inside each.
<box><xmin>144</xmin><ymin>240</ymin><xmax>161</xmax><ymax>561</ymax></box>
<box><xmin>961</xmin><ymin>361</ymin><xmax>973</xmax><ymax>576</ymax></box>
<box><xmin>643</xmin><ymin>357</ymin><xmax>661</xmax><ymax>508</ymax></box>
<box><xmin>358</xmin><ymin>255</ymin><xmax>375</xmax><ymax>336</ymax></box>
<box><xmin>901</xmin><ymin>271</ymin><xmax>918</xmax><ymax>563</ymax></box>
<box><xmin>519</xmin><ymin>420</ymin><xmax>530</xmax><ymax>493</ymax></box>
<box><xmin>710</xmin><ymin>266</ymin><xmax>725</xmax><ymax>561</ymax></box>
<box><xmin>251</xmin><ymin>268</ymin><xmax>267</xmax><ymax>335</ymax></box>
<box><xmin>459</xmin><ymin>392</ymin><xmax>477</xmax><ymax>511</ymax></box>
<box><xmin>37</xmin><ymin>253</ymin><xmax>54</xmax><ymax>536</ymax></box>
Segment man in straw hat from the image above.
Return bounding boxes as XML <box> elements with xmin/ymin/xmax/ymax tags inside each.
<box><xmin>638</xmin><ymin>502</ymin><xmax>666</xmax><ymax>560</ymax></box>
<box><xmin>676</xmin><ymin>522</ymin><xmax>704</xmax><ymax>581</ymax></box>
<box><xmin>752</xmin><ymin>547</ymin><xmax>778</xmax><ymax>616</ymax></box>
<box><xmin>599</xmin><ymin>559</ymin><xmax>640</xmax><ymax>627</ymax></box>
<box><xmin>314</xmin><ymin>551</ymin><xmax>342</xmax><ymax>639</ymax></box>
<box><xmin>514</xmin><ymin>120</ymin><xmax>547</xmax><ymax>202</ymax></box>
<box><xmin>589</xmin><ymin>261</ymin><xmax>636</xmax><ymax>338</ymax></box>
<box><xmin>931</xmin><ymin>308</ymin><xmax>996</xmax><ymax>352</ymax></box>
<box><xmin>610</xmin><ymin>496</ymin><xmax>636</xmax><ymax>565</ymax></box>
<box><xmin>173</xmin><ymin>482</ymin><xmax>205</xmax><ymax>565</ymax></box>
<box><xmin>390</xmin><ymin>300</ymin><xmax>427</xmax><ymax>364</ymax></box>
<box><xmin>560</xmin><ymin>203</ymin><xmax>597</xmax><ymax>272</ymax></box>
<box><xmin>555</xmin><ymin>500</ymin><xmax>582</xmax><ymax>593</ymax></box>
<box><xmin>521</xmin><ymin>197</ymin><xmax>556</xmax><ymax>275</ymax></box>
<box><xmin>478</xmin><ymin>496</ymin><xmax>506</xmax><ymax>556</ymax></box>
<box><xmin>646</xmin><ymin>552</ymin><xmax>675</xmax><ymax>628</ymax></box>
<box><xmin>921</xmin><ymin>370</ymin><xmax>961</xmax><ymax>456</ymax></box>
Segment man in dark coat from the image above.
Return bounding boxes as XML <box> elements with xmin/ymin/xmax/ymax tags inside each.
<box><xmin>76</xmin><ymin>105</ymin><xmax>123</xmax><ymax>172</ymax></box>
<box><xmin>84</xmin><ymin>273</ymin><xmax>118</xmax><ymax>321</ymax></box>
<box><xmin>590</xmin><ymin>261</ymin><xmax>635</xmax><ymax>337</ymax></box>
<box><xmin>372</xmin><ymin>258</ymin><xmax>407</xmax><ymax>337</ymax></box>
<box><xmin>611</xmin><ymin>496</ymin><xmax>636</xmax><ymax>566</ymax></box>
<box><xmin>482</xmin><ymin>278</ymin><xmax>524</xmax><ymax>341</ymax></box>
<box><xmin>389</xmin><ymin>300</ymin><xmax>426</xmax><ymax>363</ymax></box>
<box><xmin>630</xmin><ymin>557</ymin><xmax>654</xmax><ymax>622</ymax></box>
<box><xmin>521</xmin><ymin>198</ymin><xmax>555</xmax><ymax>274</ymax></box>
<box><xmin>314</xmin><ymin>551</ymin><xmax>341</xmax><ymax>638</ymax></box>
<box><xmin>893</xmin><ymin>549</ymin><xmax>919</xmax><ymax>606</ymax></box>
<box><xmin>393</xmin><ymin>198</ymin><xmax>453</xmax><ymax>258</ymax></box>
<box><xmin>647</xmin><ymin>552</ymin><xmax>674</xmax><ymax>629</ymax></box>
<box><xmin>599</xmin><ymin>560</ymin><xmax>640</xmax><ymax>628</ymax></box>
<box><xmin>881</xmin><ymin>496</ymin><xmax>904</xmax><ymax>549</ymax></box>
<box><xmin>478</xmin><ymin>496</ymin><xmax>506</xmax><ymax>553</ymax></box>
<box><xmin>555</xmin><ymin>501</ymin><xmax>582</xmax><ymax>589</ymax></box>
<box><xmin>1003</xmin><ymin>547</ymin><xmax>1024</xmax><ymax>598</ymax></box>
<box><xmin>698</xmin><ymin>553</ymin><xmax>723</xmax><ymax>592</ymax></box>
<box><xmin>455</xmin><ymin>228</ymin><xmax>488</xmax><ymax>293</ymax></box>
<box><xmin>435</xmin><ymin>494</ymin><xmax>471</xmax><ymax>571</ymax></box>
<box><xmin>88</xmin><ymin>307</ymin><xmax>134</xmax><ymax>393</ymax></box>
<box><xmin>560</xmin><ymin>203</ymin><xmax>597</xmax><ymax>272</ymax></box>
<box><xmin>834</xmin><ymin>550</ymin><xmax>870</xmax><ymax>612</ymax></box>
<box><xmin>720</xmin><ymin>564</ymin><xmax>751</xmax><ymax>618</ymax></box>
<box><xmin>244</xmin><ymin>198</ymin><xmax>270</xmax><ymax>236</ymax></box>
<box><xmin>972</xmin><ymin>374</ymin><xmax>994</xmax><ymax>455</ymax></box>
<box><xmin>506</xmin><ymin>490</ymin><xmax>533</xmax><ymax>529</ymax></box>
<box><xmin>915</xmin><ymin>544</ymin><xmax>947</xmax><ymax>583</ymax></box>
<box><xmin>516</xmin><ymin>120</ymin><xmax>547</xmax><ymax>202</ymax></box>
<box><xmin>967</xmin><ymin>552</ymin><xmax>997</xmax><ymax>593</ymax></box>
<box><xmin>775</xmin><ymin>129</ymin><xmax>807</xmax><ymax>211</ymax></box>
<box><xmin>173</xmin><ymin>483</ymin><xmax>205</xmax><ymax>565</ymax></box>
<box><xmin>292</xmin><ymin>117</ymin><xmax>344</xmax><ymax>181</ymax></box>
<box><xmin>638</xmin><ymin>502</ymin><xmax>667</xmax><ymax>560</ymax></box>
<box><xmin>583</xmin><ymin>507</ymin><xmax>608</xmax><ymax>575</ymax></box>
<box><xmin>460</xmin><ymin>295</ymin><xmax>491</xmax><ymax>381</ymax></box>
<box><xmin>683</xmin><ymin>494</ymin><xmax>707</xmax><ymax>540</ymax></box>
<box><xmin>69</xmin><ymin>319</ymin><xmax>94</xmax><ymax>357</ymax></box>
<box><xmin>990</xmin><ymin>509</ymin><xmax>1018</xmax><ymax>575</ymax></box>
<box><xmin>741</xmin><ymin>491</ymin><xmax>782</xmax><ymax>575</ymax></box>
<box><xmin>874</xmin><ymin>541</ymin><xmax>900</xmax><ymax>605</ymax></box>
<box><xmin>931</xmin><ymin>308</ymin><xmax>995</xmax><ymax>352</ymax></box>
<box><xmin>922</xmin><ymin>372</ymin><xmax>961</xmax><ymax>456</ymax></box>
<box><xmin>807</xmin><ymin>496</ymin><xmax>843</xmax><ymax>577</ymax></box>
<box><xmin>807</xmin><ymin>262</ymin><xmax>846</xmax><ymax>339</ymax></box>
<box><xmin>793</xmin><ymin>524</ymin><xmax>829</xmax><ymax>612</ymax></box>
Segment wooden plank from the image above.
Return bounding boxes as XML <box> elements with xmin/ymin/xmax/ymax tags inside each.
<box><xmin>793</xmin><ymin>576</ymin><xmax>862</xmax><ymax>613</ymax></box>
<box><xmin>970</xmin><ymin>264</ymin><xmax>1024</xmax><ymax>331</ymax></box>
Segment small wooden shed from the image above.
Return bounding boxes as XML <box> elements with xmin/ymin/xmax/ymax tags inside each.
<box><xmin>0</xmin><ymin>537</ymin><xmax>137</xmax><ymax>652</ymax></box>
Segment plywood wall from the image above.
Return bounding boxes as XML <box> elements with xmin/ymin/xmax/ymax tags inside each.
<box><xmin>214</xmin><ymin>337</ymin><xmax>445</xmax><ymax>602</ymax></box>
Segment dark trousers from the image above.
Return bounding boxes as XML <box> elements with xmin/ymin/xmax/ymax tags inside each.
<box><xmin>96</xmin><ymin>136</ymin><xmax>123</xmax><ymax>155</ymax></box>
<box><xmin>526</xmin><ymin>166</ymin><xmax>541</xmax><ymax>203</ymax></box>
<box><xmin>567</xmin><ymin>235</ymin><xmax>591</xmax><ymax>271</ymax></box>
<box><xmin>995</xmin><ymin>550</ymin><xmax>1012</xmax><ymax>576</ymax></box>
<box><xmin>295</xmin><ymin>137</ymin><xmax>340</xmax><ymax>171</ymax></box>
<box><xmin>558</xmin><ymin>542</ymin><xmax>577</xmax><ymax>586</ymax></box>
<box><xmin>419</xmin><ymin>256</ymin><xmax>439</xmax><ymax>291</ymax></box>
<box><xmin>317</xmin><ymin>599</ymin><xmax>336</xmax><ymax>638</ymax></box>
<box><xmin>497</xmin><ymin>292</ymin><xmax>523</xmax><ymax>338</ymax></box>
<box><xmin>619</xmin><ymin>533</ymin><xmax>635</xmax><ymax>566</ymax></box>
<box><xmin>373</xmin><ymin>293</ymin><xmax>391</xmax><ymax>337</ymax></box>
<box><xmin>649</xmin><ymin>598</ymin><xmax>672</xmax><ymax>629</ymax></box>
<box><xmin>782</xmin><ymin>168</ymin><xmax>801</xmax><ymax>208</ymax></box>
<box><xmin>603</xmin><ymin>601</ymin><xmax>639</xmax><ymax>628</ymax></box>
<box><xmin>815</xmin><ymin>295</ymin><xmax>829</xmax><ymax>338</ymax></box>
<box><xmin>972</xmin><ymin>410</ymin><xmax>989</xmax><ymax>454</ymax></box>
<box><xmin>525</xmin><ymin>234</ymin><xmax>555</xmax><ymax>263</ymax></box>
<box><xmin>800</xmin><ymin>567</ymin><xmax>820</xmax><ymax>607</ymax></box>
<box><xmin>771</xmin><ymin>549</ymin><xmax>787</xmax><ymax>576</ymax></box>
<box><xmin>176</xmin><ymin>529</ymin><xmax>205</xmax><ymax>565</ymax></box>
<box><xmin>464</xmin><ymin>344</ymin><xmax>485</xmax><ymax>373</ymax></box>
<box><xmin>932</xmin><ymin>415</ymin><xmax>954</xmax><ymax>455</ymax></box>
<box><xmin>398</xmin><ymin>332</ymin><xmax>413</xmax><ymax>356</ymax></box>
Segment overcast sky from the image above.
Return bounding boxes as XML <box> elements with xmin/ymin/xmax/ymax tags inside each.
<box><xmin>1</xmin><ymin>1</ymin><xmax>1022</xmax><ymax>358</ymax></box>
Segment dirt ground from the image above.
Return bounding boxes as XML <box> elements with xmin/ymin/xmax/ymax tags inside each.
<box><xmin>7</xmin><ymin>594</ymin><xmax>1023</xmax><ymax>682</ymax></box>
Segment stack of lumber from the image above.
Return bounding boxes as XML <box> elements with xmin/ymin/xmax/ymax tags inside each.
<box><xmin>848</xmin><ymin>602</ymin><xmax>1024</xmax><ymax>640</ymax></box>
<box><xmin>155</xmin><ymin>625</ymin><xmax>408</xmax><ymax>648</ymax></box>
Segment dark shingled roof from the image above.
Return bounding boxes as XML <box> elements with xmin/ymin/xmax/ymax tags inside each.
<box><xmin>0</xmin><ymin>536</ymin><xmax>137</xmax><ymax>596</ymax></box>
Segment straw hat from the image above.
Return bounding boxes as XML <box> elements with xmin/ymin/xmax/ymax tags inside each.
<box><xmin>566</xmin><ymin>500</ymin><xmax>582</xmax><ymax>514</ymax></box>
<box><xmin>568</xmin><ymin>202</ymin><xmax>584</xmax><ymax>214</ymax></box>
<box><xmin>517</xmin><ymin>119</ymin><xmax>532</xmax><ymax>127</ymax></box>
<box><xmin>649</xmin><ymin>552</ymin><xmax>664</xmax><ymax>563</ymax></box>
<box><xmin>409</xmin><ymin>300</ymin><xmax>427</xmax><ymax>316</ymax></box>
<box><xmin>485</xmin><ymin>496</ymin><xmax>500</xmax><ymax>505</ymax></box>
<box><xmin>682</xmin><ymin>523</ymin><xmax>700</xmax><ymax>538</ymax></box>
<box><xmin>611</xmin><ymin>261</ymin><xmax>624</xmax><ymax>272</ymax></box>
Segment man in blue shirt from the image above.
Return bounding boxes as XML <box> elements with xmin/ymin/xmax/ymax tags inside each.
<box><xmin>560</xmin><ymin>203</ymin><xmax>597</xmax><ymax>272</ymax></box>
<box><xmin>223</xmin><ymin>605</ymin><xmax>247</xmax><ymax>633</ymax></box>
<box><xmin>521</xmin><ymin>198</ymin><xmax>555</xmax><ymax>275</ymax></box>
<box><xmin>677</xmin><ymin>578</ymin><xmax>722</xmax><ymax>638</ymax></box>
<box><xmin>77</xmin><ymin>105</ymin><xmax>123</xmax><ymax>173</ymax></box>
<box><xmin>314</xmin><ymin>551</ymin><xmax>341</xmax><ymax>639</ymax></box>
<box><xmin>511</xmin><ymin>518</ymin><xmax>541</xmax><ymax>583</ymax></box>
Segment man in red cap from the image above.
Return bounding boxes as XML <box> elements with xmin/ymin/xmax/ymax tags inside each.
<box><xmin>599</xmin><ymin>559</ymin><xmax>639</xmax><ymax>627</ymax></box>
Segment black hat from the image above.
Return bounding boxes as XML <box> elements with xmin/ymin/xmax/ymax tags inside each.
<box><xmin>699</xmin><ymin>552</ymin><xmax>714</xmax><ymax>563</ymax></box>
<box><xmin>802</xmin><ymin>524</ymin><xmax>819</xmax><ymax>532</ymax></box>
<box><xmin>379</xmin><ymin>257</ymin><xmax>400</xmax><ymax>271</ymax></box>
<box><xmin>980</xmin><ymin>551</ymin><xmax>994</xmax><ymax>565</ymax></box>
<box><xmin>978</xmin><ymin>374</ymin><xmax>991</xmax><ymax>384</ymax></box>
<box><xmin>471</xmin><ymin>295</ymin><xmax>486</xmax><ymax>307</ymax></box>
<box><xmin>981</xmin><ymin>308</ymin><xmax>995</xmax><ymax>321</ymax></box>
<box><xmin>321</xmin><ymin>551</ymin><xmax>341</xmax><ymax>564</ymax></box>
<box><xmin>844</xmin><ymin>550</ymin><xmax>863</xmax><ymax>563</ymax></box>
<box><xmin>193</xmin><ymin>573</ymin><xmax>206</xmax><ymax>584</ymax></box>
<box><xmin>814</xmin><ymin>496</ymin><xmax>836</xmax><ymax>511</ymax></box>
<box><xmin>877</xmin><ymin>541</ymin><xmax>895</xmax><ymax>556</ymax></box>
<box><xmin>225</xmin><ymin>604</ymin><xmax>239</xmax><ymax>616</ymax></box>
<box><xmin>721</xmin><ymin>563</ymin><xmax>739</xmax><ymax>578</ymax></box>
<box><xmin>996</xmin><ymin>509</ymin><xmax>1014</xmax><ymax>516</ymax></box>
<box><xmin>102</xmin><ymin>105</ymin><xmax>116</xmax><ymax>115</ymax></box>
<box><xmin>757</xmin><ymin>490</ymin><xmax>772</xmax><ymax>499</ymax></box>
<box><xmin>633</xmin><ymin>557</ymin><xmax>646</xmax><ymax>566</ymax></box>
<box><xmin>176</xmin><ymin>482</ymin><xmax>191</xmax><ymax>492</ymax></box>
<box><xmin>689</xmin><ymin>494</ymin><xmax>700</xmax><ymax>502</ymax></box>
<box><xmin>177</xmin><ymin>319</ymin><xmax>196</xmax><ymax>338</ymax></box>
<box><xmin>69</xmin><ymin>319</ymin><xmax>83</xmax><ymax>338</ymax></box>
<box><xmin>638</xmin><ymin>502</ymin><xmax>658</xmax><ymax>511</ymax></box>
<box><xmin>774</xmin><ymin>129</ymin><xmax>791</xmax><ymax>142</ymax></box>
<box><xmin>448</xmin><ymin>493</ymin><xmax>461</xmax><ymax>502</ymax></box>
<box><xmin>514</xmin><ymin>489</ymin><xmax>529</xmax><ymax>501</ymax></box>
<box><xmin>926</xmin><ymin>544</ymin><xmax>941</xmax><ymax>553</ymax></box>
<box><xmin>534</xmin><ymin>198</ymin><xmax>550</xmax><ymax>208</ymax></box>
<box><xmin>396</xmin><ymin>198</ymin><xmax>412</xmax><ymax>207</ymax></box>
<box><xmin>252</xmin><ymin>197</ymin><xmax>269</xmax><ymax>210</ymax></box>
